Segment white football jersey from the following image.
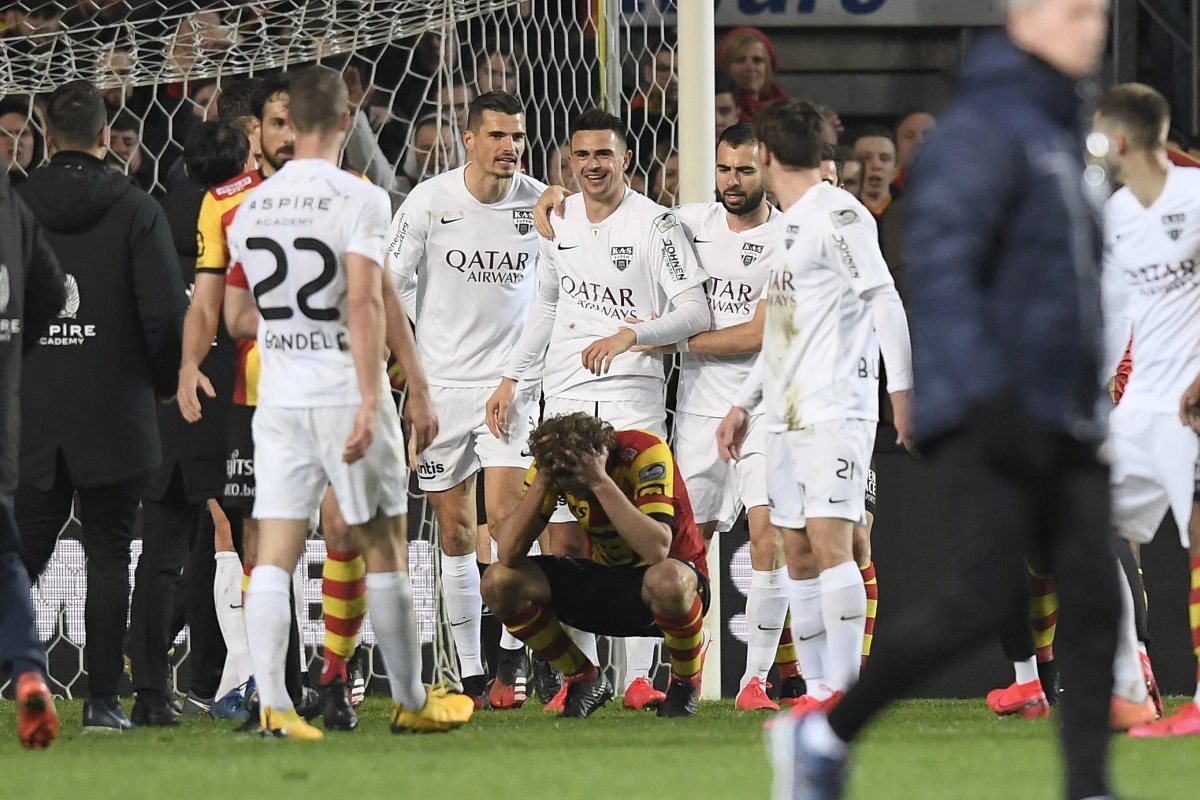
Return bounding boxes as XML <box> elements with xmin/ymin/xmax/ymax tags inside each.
<box><xmin>1105</xmin><ymin>165</ymin><xmax>1200</xmax><ymax>412</ymax></box>
<box><xmin>539</xmin><ymin>188</ymin><xmax>707</xmax><ymax>399</ymax></box>
<box><xmin>385</xmin><ymin>166</ymin><xmax>547</xmax><ymax>387</ymax></box>
<box><xmin>674</xmin><ymin>202</ymin><xmax>779</xmax><ymax>417</ymax></box>
<box><xmin>763</xmin><ymin>181</ymin><xmax>895</xmax><ymax>430</ymax></box>
<box><xmin>227</xmin><ymin>159</ymin><xmax>391</xmax><ymax>408</ymax></box>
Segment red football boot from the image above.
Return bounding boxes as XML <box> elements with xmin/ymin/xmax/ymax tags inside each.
<box><xmin>736</xmin><ymin>677</ymin><xmax>779</xmax><ymax>711</ymax></box>
<box><xmin>986</xmin><ymin>680</ymin><xmax>1051</xmax><ymax>719</ymax></box>
<box><xmin>1129</xmin><ymin>701</ymin><xmax>1200</xmax><ymax>738</ymax></box>
<box><xmin>17</xmin><ymin>673</ymin><xmax>59</xmax><ymax>750</ymax></box>
<box><xmin>622</xmin><ymin>676</ymin><xmax>666</xmax><ymax>710</ymax></box>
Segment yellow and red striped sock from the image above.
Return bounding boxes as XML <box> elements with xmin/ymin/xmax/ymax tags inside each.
<box><xmin>320</xmin><ymin>549</ymin><xmax>367</xmax><ymax>685</ymax></box>
<box><xmin>1030</xmin><ymin>571</ymin><xmax>1058</xmax><ymax>664</ymax></box>
<box><xmin>502</xmin><ymin>603</ymin><xmax>591</xmax><ymax>678</ymax></box>
<box><xmin>776</xmin><ymin>609</ymin><xmax>801</xmax><ymax>680</ymax></box>
<box><xmin>1189</xmin><ymin>557</ymin><xmax>1200</xmax><ymax>688</ymax></box>
<box><xmin>860</xmin><ymin>562</ymin><xmax>878</xmax><ymax>668</ymax></box>
<box><xmin>654</xmin><ymin>595</ymin><xmax>705</xmax><ymax>684</ymax></box>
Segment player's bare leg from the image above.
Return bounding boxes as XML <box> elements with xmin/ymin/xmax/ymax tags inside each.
<box><xmin>1130</xmin><ymin>503</ymin><xmax>1200</xmax><ymax>737</ymax></box>
<box><xmin>483</xmin><ymin>557</ymin><xmax>613</xmax><ymax>718</ymax></box>
<box><xmin>428</xmin><ymin>475</ymin><xmax>491</xmax><ymax>704</ymax></box>
<box><xmin>733</xmin><ymin>508</ymin><xmax>797</xmax><ymax>711</ymax></box>
<box><xmin>538</xmin><ymin>520</ymin><xmax>601</xmax><ymax>711</ymax></box>
<box><xmin>244</xmin><ymin>518</ymin><xmax>323</xmax><ymax>739</ymax></box>
<box><xmin>482</xmin><ymin>466</ymin><xmax>532</xmax><ymax>709</ymax></box>
<box><xmin>642</xmin><ymin>559</ymin><xmax>708</xmax><ymax>717</ymax></box>
<box><xmin>317</xmin><ymin>486</ymin><xmax>366</xmax><ymax>729</ymax></box>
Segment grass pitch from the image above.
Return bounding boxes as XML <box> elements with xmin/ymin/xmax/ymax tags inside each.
<box><xmin>1</xmin><ymin>698</ymin><xmax>1195</xmax><ymax>799</ymax></box>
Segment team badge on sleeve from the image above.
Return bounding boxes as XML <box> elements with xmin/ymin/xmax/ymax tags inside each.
<box><xmin>512</xmin><ymin>210</ymin><xmax>534</xmax><ymax>235</ymax></box>
<box><xmin>654</xmin><ymin>212</ymin><xmax>678</xmax><ymax>233</ymax></box>
<box><xmin>638</xmin><ymin>462</ymin><xmax>667</xmax><ymax>482</ymax></box>
<box><xmin>831</xmin><ymin>209</ymin><xmax>859</xmax><ymax>228</ymax></box>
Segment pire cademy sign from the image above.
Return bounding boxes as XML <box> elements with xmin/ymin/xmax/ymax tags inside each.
<box><xmin>622</xmin><ymin>0</ymin><xmax>1005</xmax><ymax>27</ymax></box>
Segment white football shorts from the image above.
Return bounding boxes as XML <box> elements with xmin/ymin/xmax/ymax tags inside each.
<box><xmin>416</xmin><ymin>384</ymin><xmax>540</xmax><ymax>492</ymax></box>
<box><xmin>252</xmin><ymin>403</ymin><xmax>409</xmax><ymax>527</ymax></box>
<box><xmin>766</xmin><ymin>419</ymin><xmax>876</xmax><ymax>529</ymax></box>
<box><xmin>542</xmin><ymin>394</ymin><xmax>667</xmax><ymax>523</ymax></box>
<box><xmin>673</xmin><ymin>410</ymin><xmax>768</xmax><ymax>532</ymax></box>
<box><xmin>1109</xmin><ymin>403</ymin><xmax>1198</xmax><ymax>548</ymax></box>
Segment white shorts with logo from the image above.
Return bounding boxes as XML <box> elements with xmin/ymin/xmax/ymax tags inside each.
<box><xmin>542</xmin><ymin>394</ymin><xmax>667</xmax><ymax>523</ymax></box>
<box><xmin>416</xmin><ymin>384</ymin><xmax>540</xmax><ymax>492</ymax></box>
<box><xmin>1109</xmin><ymin>403</ymin><xmax>1198</xmax><ymax>548</ymax></box>
<box><xmin>252</xmin><ymin>404</ymin><xmax>409</xmax><ymax>527</ymax></box>
<box><xmin>674</xmin><ymin>410</ymin><xmax>768</xmax><ymax>532</ymax></box>
<box><xmin>766</xmin><ymin>419</ymin><xmax>876</xmax><ymax>529</ymax></box>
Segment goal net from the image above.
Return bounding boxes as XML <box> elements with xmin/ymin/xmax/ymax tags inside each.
<box><xmin>0</xmin><ymin>0</ymin><xmax>718</xmax><ymax>701</ymax></box>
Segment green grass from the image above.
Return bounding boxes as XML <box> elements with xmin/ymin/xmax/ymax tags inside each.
<box><xmin>1</xmin><ymin>698</ymin><xmax>1196</xmax><ymax>799</ymax></box>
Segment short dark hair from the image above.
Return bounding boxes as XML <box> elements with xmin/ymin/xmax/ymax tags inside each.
<box><xmin>467</xmin><ymin>91</ymin><xmax>524</xmax><ymax>132</ymax></box>
<box><xmin>287</xmin><ymin>66</ymin><xmax>347</xmax><ymax>135</ymax></box>
<box><xmin>718</xmin><ymin>122</ymin><xmax>757</xmax><ymax>150</ymax></box>
<box><xmin>109</xmin><ymin>110</ymin><xmax>140</xmax><ymax>134</ymax></box>
<box><xmin>570</xmin><ymin>108</ymin><xmax>627</xmax><ymax>150</ymax></box>
<box><xmin>894</xmin><ymin>108</ymin><xmax>931</xmax><ymax>134</ymax></box>
<box><xmin>852</xmin><ymin>125</ymin><xmax>896</xmax><ymax>148</ymax></box>
<box><xmin>217</xmin><ymin>77</ymin><xmax>262</xmax><ymax>123</ymax></box>
<box><xmin>714</xmin><ymin>73</ymin><xmax>738</xmax><ymax>99</ymax></box>
<box><xmin>753</xmin><ymin>99</ymin><xmax>826</xmax><ymax>170</ymax></box>
<box><xmin>45</xmin><ymin>79</ymin><xmax>106</xmax><ymax>151</ymax></box>
<box><xmin>251</xmin><ymin>73</ymin><xmax>290</xmax><ymax>122</ymax></box>
<box><xmin>529</xmin><ymin>413</ymin><xmax>619</xmax><ymax>495</ymax></box>
<box><xmin>1098</xmin><ymin>83</ymin><xmax>1171</xmax><ymax>152</ymax></box>
<box><xmin>184</xmin><ymin>120</ymin><xmax>250</xmax><ymax>188</ymax></box>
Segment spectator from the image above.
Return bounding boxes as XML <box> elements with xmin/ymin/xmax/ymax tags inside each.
<box><xmin>395</xmin><ymin>113</ymin><xmax>461</xmax><ymax>198</ymax></box>
<box><xmin>108</xmin><ymin>110</ymin><xmax>154</xmax><ymax>191</ymax></box>
<box><xmin>714</xmin><ymin>74</ymin><xmax>740</xmax><ymax>141</ymax></box>
<box><xmin>15</xmin><ymin>80</ymin><xmax>188</xmax><ymax>733</ymax></box>
<box><xmin>893</xmin><ymin>108</ymin><xmax>936</xmax><ymax>191</ymax></box>
<box><xmin>544</xmin><ymin>140</ymin><xmax>579</xmax><ymax>192</ymax></box>
<box><xmin>628</xmin><ymin>39</ymin><xmax>678</xmax><ymax>171</ymax></box>
<box><xmin>819</xmin><ymin>141</ymin><xmax>843</xmax><ymax>185</ymax></box>
<box><xmin>189</xmin><ymin>79</ymin><xmax>219</xmax><ymax>123</ymax></box>
<box><xmin>0</xmin><ymin>98</ymin><xmax>46</xmax><ymax>185</ymax></box>
<box><xmin>716</xmin><ymin>26</ymin><xmax>788</xmax><ymax>122</ymax></box>
<box><xmin>647</xmin><ymin>151</ymin><xmax>679</xmax><ymax>207</ymax></box>
<box><xmin>852</xmin><ymin>126</ymin><xmax>900</xmax><ymax>217</ymax></box>
<box><xmin>129</xmin><ymin>120</ymin><xmax>248</xmax><ymax>728</ymax></box>
<box><xmin>338</xmin><ymin>66</ymin><xmax>398</xmax><ymax>203</ymax></box>
<box><xmin>0</xmin><ymin>161</ymin><xmax>66</xmax><ymax>752</ymax></box>
<box><xmin>474</xmin><ymin>41</ymin><xmax>524</xmax><ymax>95</ymax></box>
<box><xmin>433</xmin><ymin>80</ymin><xmax>475</xmax><ymax>133</ymax></box>
<box><xmin>841</xmin><ymin>155</ymin><xmax>866</xmax><ymax>199</ymax></box>
<box><xmin>821</xmin><ymin>105</ymin><xmax>844</xmax><ymax>145</ymax></box>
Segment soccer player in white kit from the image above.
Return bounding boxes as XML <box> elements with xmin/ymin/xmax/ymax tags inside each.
<box><xmin>385</xmin><ymin>92</ymin><xmax>545</xmax><ymax>709</ymax></box>
<box><xmin>491</xmin><ymin>108</ymin><xmax>711</xmax><ymax>711</ymax></box>
<box><xmin>718</xmin><ymin>100</ymin><xmax>914</xmax><ymax>712</ymax></box>
<box><xmin>221</xmin><ymin>66</ymin><xmax>472</xmax><ymax>738</ymax></box>
<box><xmin>632</xmin><ymin>123</ymin><xmax>798</xmax><ymax>711</ymax></box>
<box><xmin>1095</xmin><ymin>83</ymin><xmax>1200</xmax><ymax>737</ymax></box>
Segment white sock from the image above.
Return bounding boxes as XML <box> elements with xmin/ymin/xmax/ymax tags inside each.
<box><xmin>1113</xmin><ymin>565</ymin><xmax>1149</xmax><ymax>704</ymax></box>
<box><xmin>624</xmin><ymin>637</ymin><xmax>658</xmax><ymax>688</ymax></box>
<box><xmin>789</xmin><ymin>577</ymin><xmax>828</xmax><ymax>697</ymax></box>
<box><xmin>214</xmin><ymin>552</ymin><xmax>254</xmax><ymax>699</ymax></box>
<box><xmin>500</xmin><ymin>628</ymin><xmax>523</xmax><ymax>651</ymax></box>
<box><xmin>564</xmin><ymin>625</ymin><xmax>599</xmax><ymax>666</ymax></box>
<box><xmin>799</xmin><ymin>712</ymin><xmax>848</xmax><ymax>759</ymax></box>
<box><xmin>741</xmin><ymin>567</ymin><xmax>789</xmax><ymax>690</ymax></box>
<box><xmin>245</xmin><ymin>565</ymin><xmax>294</xmax><ymax>711</ymax></box>
<box><xmin>1013</xmin><ymin>657</ymin><xmax>1039</xmax><ymax>686</ymax></box>
<box><xmin>819</xmin><ymin>561</ymin><xmax>867</xmax><ymax>693</ymax></box>
<box><xmin>441</xmin><ymin>552</ymin><xmax>484</xmax><ymax>678</ymax></box>
<box><xmin>365</xmin><ymin>571</ymin><xmax>426</xmax><ymax>710</ymax></box>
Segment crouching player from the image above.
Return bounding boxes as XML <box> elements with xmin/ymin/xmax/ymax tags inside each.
<box><xmin>482</xmin><ymin>413</ymin><xmax>710</xmax><ymax>718</ymax></box>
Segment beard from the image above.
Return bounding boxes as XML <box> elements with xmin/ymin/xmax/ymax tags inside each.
<box><xmin>262</xmin><ymin>146</ymin><xmax>294</xmax><ymax>172</ymax></box>
<box><xmin>720</xmin><ymin>185</ymin><xmax>765</xmax><ymax>217</ymax></box>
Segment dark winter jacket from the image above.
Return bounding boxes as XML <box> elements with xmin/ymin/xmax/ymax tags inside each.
<box><xmin>144</xmin><ymin>175</ymin><xmax>234</xmax><ymax>503</ymax></box>
<box><xmin>905</xmin><ymin>33</ymin><xmax>1107</xmax><ymax>445</ymax></box>
<box><xmin>0</xmin><ymin>170</ymin><xmax>66</xmax><ymax>495</ymax></box>
<box><xmin>17</xmin><ymin>151</ymin><xmax>188</xmax><ymax>490</ymax></box>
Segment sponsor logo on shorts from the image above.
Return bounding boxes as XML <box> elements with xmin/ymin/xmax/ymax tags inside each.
<box><xmin>417</xmin><ymin>461</ymin><xmax>446</xmax><ymax>479</ymax></box>
<box><xmin>227</xmin><ymin>449</ymin><xmax>255</xmax><ymax>478</ymax></box>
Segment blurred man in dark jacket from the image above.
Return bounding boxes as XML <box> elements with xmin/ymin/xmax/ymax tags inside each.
<box><xmin>772</xmin><ymin>3</ymin><xmax>1121</xmax><ymax>800</ymax></box>
<box><xmin>127</xmin><ymin>120</ymin><xmax>248</xmax><ymax>726</ymax></box>
<box><xmin>0</xmin><ymin>168</ymin><xmax>65</xmax><ymax>749</ymax></box>
<box><xmin>15</xmin><ymin>80</ymin><xmax>188</xmax><ymax>732</ymax></box>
